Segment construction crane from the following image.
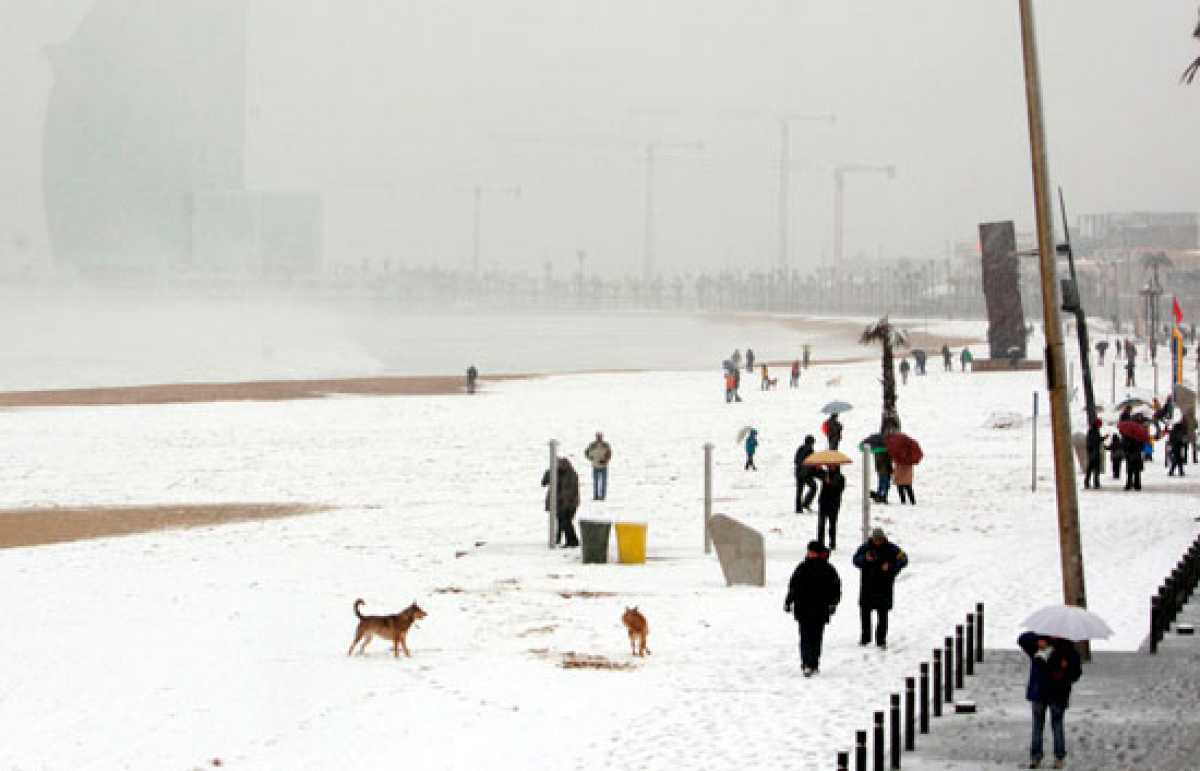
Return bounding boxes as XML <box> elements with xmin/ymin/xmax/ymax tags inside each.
<box><xmin>832</xmin><ymin>163</ymin><xmax>897</xmax><ymax>264</ymax></box>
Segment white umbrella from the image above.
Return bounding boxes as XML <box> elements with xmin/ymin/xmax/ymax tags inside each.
<box><xmin>736</xmin><ymin>426</ymin><xmax>754</xmax><ymax>443</ymax></box>
<box><xmin>1020</xmin><ymin>604</ymin><xmax>1114</xmax><ymax>641</ymax></box>
<box><xmin>821</xmin><ymin>400</ymin><xmax>853</xmax><ymax>415</ymax></box>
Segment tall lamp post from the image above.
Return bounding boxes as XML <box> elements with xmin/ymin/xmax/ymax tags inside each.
<box><xmin>1017</xmin><ymin>0</ymin><xmax>1088</xmax><ymax>622</ymax></box>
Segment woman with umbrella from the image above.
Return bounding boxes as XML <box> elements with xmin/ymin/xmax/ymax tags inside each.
<box><xmin>1118</xmin><ymin>416</ymin><xmax>1149</xmax><ymax>491</ymax></box>
<box><xmin>885</xmin><ymin>432</ymin><xmax>923</xmax><ymax>505</ymax></box>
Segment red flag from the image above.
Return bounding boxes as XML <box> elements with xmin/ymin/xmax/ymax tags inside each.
<box><xmin>1173</xmin><ymin>296</ymin><xmax>1183</xmax><ymax>325</ymax></box>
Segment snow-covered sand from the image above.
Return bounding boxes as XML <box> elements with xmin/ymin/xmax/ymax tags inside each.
<box><xmin>2</xmin><ymin>338</ymin><xmax>1195</xmax><ymax>770</ymax></box>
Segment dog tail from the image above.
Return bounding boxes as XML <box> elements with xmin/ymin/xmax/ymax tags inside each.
<box><xmin>354</xmin><ymin>598</ymin><xmax>366</xmax><ymax>619</ymax></box>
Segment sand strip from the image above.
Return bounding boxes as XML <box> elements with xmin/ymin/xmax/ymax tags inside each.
<box><xmin>0</xmin><ymin>503</ymin><xmax>329</xmax><ymax>549</ymax></box>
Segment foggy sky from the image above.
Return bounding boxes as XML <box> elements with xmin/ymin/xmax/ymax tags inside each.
<box><xmin>3</xmin><ymin>1</ymin><xmax>1199</xmax><ymax>277</ymax></box>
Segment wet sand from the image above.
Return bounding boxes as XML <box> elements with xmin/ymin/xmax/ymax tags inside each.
<box><xmin>0</xmin><ymin>503</ymin><xmax>330</xmax><ymax>549</ymax></box>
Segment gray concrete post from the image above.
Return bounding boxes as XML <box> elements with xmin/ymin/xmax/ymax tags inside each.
<box><xmin>548</xmin><ymin>440</ymin><xmax>558</xmax><ymax>548</ymax></box>
<box><xmin>704</xmin><ymin>442</ymin><xmax>714</xmax><ymax>554</ymax></box>
<box><xmin>862</xmin><ymin>443</ymin><xmax>872</xmax><ymax>542</ymax></box>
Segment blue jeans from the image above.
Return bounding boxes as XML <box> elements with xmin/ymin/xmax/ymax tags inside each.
<box><xmin>592</xmin><ymin>467</ymin><xmax>608</xmax><ymax>500</ymax></box>
<box><xmin>1030</xmin><ymin>701</ymin><xmax>1066</xmax><ymax>761</ymax></box>
<box><xmin>875</xmin><ymin>473</ymin><xmax>891</xmax><ymax>500</ymax></box>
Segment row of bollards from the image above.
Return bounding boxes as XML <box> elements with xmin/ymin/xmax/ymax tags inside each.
<box><xmin>837</xmin><ymin>603</ymin><xmax>985</xmax><ymax>770</ymax></box>
<box><xmin>1149</xmin><ymin>533</ymin><xmax>1200</xmax><ymax>653</ymax></box>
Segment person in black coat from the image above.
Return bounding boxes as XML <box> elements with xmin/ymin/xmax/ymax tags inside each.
<box><xmin>1121</xmin><ymin>431</ymin><xmax>1144</xmax><ymax>491</ymax></box>
<box><xmin>541</xmin><ymin>458</ymin><xmax>580</xmax><ymax>547</ymax></box>
<box><xmin>1083</xmin><ymin>420</ymin><xmax>1103</xmax><ymax>489</ymax></box>
<box><xmin>1017</xmin><ymin>632</ymin><xmax>1082</xmax><ymax>768</ymax></box>
<box><xmin>794</xmin><ymin>435</ymin><xmax>818</xmax><ymax>512</ymax></box>
<box><xmin>852</xmin><ymin>528</ymin><xmax>908</xmax><ymax>648</ymax></box>
<box><xmin>1168</xmin><ymin>420</ymin><xmax>1188</xmax><ymax>476</ymax></box>
<box><xmin>825</xmin><ymin>413</ymin><xmax>843</xmax><ymax>450</ymax></box>
<box><xmin>784</xmin><ymin>540</ymin><xmax>841</xmax><ymax>676</ymax></box>
<box><xmin>1107</xmin><ymin>433</ymin><xmax>1123</xmax><ymax>479</ymax></box>
<box><xmin>816</xmin><ymin>466</ymin><xmax>846</xmax><ymax>550</ymax></box>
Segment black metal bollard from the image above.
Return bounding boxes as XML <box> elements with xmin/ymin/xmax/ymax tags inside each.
<box><xmin>905</xmin><ymin>677</ymin><xmax>915</xmax><ymax>751</ymax></box>
<box><xmin>966</xmin><ymin>615</ymin><xmax>975</xmax><ymax>675</ymax></box>
<box><xmin>838</xmin><ymin>750</ymin><xmax>850</xmax><ymax>771</ymax></box>
<box><xmin>932</xmin><ymin>650</ymin><xmax>943</xmax><ymax>717</ymax></box>
<box><xmin>856</xmin><ymin>729</ymin><xmax>868</xmax><ymax>771</ymax></box>
<box><xmin>890</xmin><ymin>694</ymin><xmax>901</xmax><ymax>769</ymax></box>
<box><xmin>919</xmin><ymin>663</ymin><xmax>930</xmax><ymax>732</ymax></box>
<box><xmin>955</xmin><ymin>625</ymin><xmax>965</xmax><ymax>689</ymax></box>
<box><xmin>874</xmin><ymin>712</ymin><xmax>885</xmax><ymax>771</ymax></box>
<box><xmin>975</xmin><ymin>602</ymin><xmax>984</xmax><ymax>662</ymax></box>
<box><xmin>1151</xmin><ymin>594</ymin><xmax>1161</xmax><ymax>654</ymax></box>
<box><xmin>943</xmin><ymin>636</ymin><xmax>954</xmax><ymax>704</ymax></box>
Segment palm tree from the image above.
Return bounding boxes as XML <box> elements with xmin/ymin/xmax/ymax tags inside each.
<box><xmin>860</xmin><ymin>316</ymin><xmax>908</xmax><ymax>433</ymax></box>
<box><xmin>1182</xmin><ymin>7</ymin><xmax>1200</xmax><ymax>84</ymax></box>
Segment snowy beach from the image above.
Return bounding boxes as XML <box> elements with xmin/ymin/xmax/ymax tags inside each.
<box><xmin>2</xmin><ymin>334</ymin><xmax>1196</xmax><ymax>770</ymax></box>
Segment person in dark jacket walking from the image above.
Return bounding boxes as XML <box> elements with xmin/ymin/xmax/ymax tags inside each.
<box><xmin>1084</xmin><ymin>420</ymin><xmax>1103</xmax><ymax>489</ymax></box>
<box><xmin>784</xmin><ymin>540</ymin><xmax>841</xmax><ymax>676</ymax></box>
<box><xmin>794</xmin><ymin>435</ymin><xmax>818</xmax><ymax>512</ymax></box>
<box><xmin>1124</xmin><ymin>359</ymin><xmax>1136</xmax><ymax>387</ymax></box>
<box><xmin>870</xmin><ymin>449</ymin><xmax>893</xmax><ymax>504</ymax></box>
<box><xmin>466</xmin><ymin>364</ymin><xmax>478</xmax><ymax>394</ymax></box>
<box><xmin>816</xmin><ymin>466</ymin><xmax>846</xmax><ymax>549</ymax></box>
<box><xmin>541</xmin><ymin>458</ymin><xmax>580</xmax><ymax>547</ymax></box>
<box><xmin>745</xmin><ymin>348</ymin><xmax>755</xmax><ymax>373</ymax></box>
<box><xmin>1107</xmin><ymin>433</ymin><xmax>1123</xmax><ymax>480</ymax></box>
<box><xmin>1017</xmin><ymin>632</ymin><xmax>1082</xmax><ymax>769</ymax></box>
<box><xmin>899</xmin><ymin>357</ymin><xmax>911</xmax><ymax>385</ymax></box>
<box><xmin>852</xmin><ymin>528</ymin><xmax>907</xmax><ymax>648</ymax></box>
<box><xmin>913</xmin><ymin>349</ymin><xmax>927</xmax><ymax>376</ymax></box>
<box><xmin>824</xmin><ymin>413</ymin><xmax>843</xmax><ymax>450</ymax></box>
<box><xmin>1168</xmin><ymin>420</ymin><xmax>1187</xmax><ymax>476</ymax></box>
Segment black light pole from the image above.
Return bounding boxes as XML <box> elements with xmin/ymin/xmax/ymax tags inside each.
<box><xmin>1057</xmin><ymin>189</ymin><xmax>1098</xmax><ymax>429</ymax></box>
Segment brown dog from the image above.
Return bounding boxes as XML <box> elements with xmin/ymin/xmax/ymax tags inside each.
<box><xmin>348</xmin><ymin>598</ymin><xmax>427</xmax><ymax>658</ymax></box>
<box><xmin>621</xmin><ymin>606</ymin><xmax>650</xmax><ymax>657</ymax></box>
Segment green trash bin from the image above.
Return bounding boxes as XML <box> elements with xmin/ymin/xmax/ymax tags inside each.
<box><xmin>579</xmin><ymin>519</ymin><xmax>612</xmax><ymax>564</ymax></box>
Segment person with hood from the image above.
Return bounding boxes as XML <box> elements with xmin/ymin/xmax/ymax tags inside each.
<box><xmin>899</xmin><ymin>357</ymin><xmax>911</xmax><ymax>385</ymax></box>
<box><xmin>1084</xmin><ymin>419</ymin><xmax>1103</xmax><ymax>489</ymax></box>
<box><xmin>870</xmin><ymin>447</ymin><xmax>893</xmax><ymax>504</ymax></box>
<box><xmin>852</xmin><ymin>528</ymin><xmax>908</xmax><ymax>648</ymax></box>
<box><xmin>816</xmin><ymin>466</ymin><xmax>845</xmax><ymax>550</ymax></box>
<box><xmin>794</xmin><ymin>435</ymin><xmax>818</xmax><ymax>513</ymax></box>
<box><xmin>584</xmin><ymin>431</ymin><xmax>612</xmax><ymax>499</ymax></box>
<box><xmin>784</xmin><ymin>540</ymin><xmax>841</xmax><ymax>677</ymax></box>
<box><xmin>942</xmin><ymin>344</ymin><xmax>952</xmax><ymax>371</ymax></box>
<box><xmin>744</xmin><ymin>428</ymin><xmax>759</xmax><ymax>471</ymax></box>
<box><xmin>1107</xmin><ymin>432</ymin><xmax>1123</xmax><ymax>480</ymax></box>
<box><xmin>1017</xmin><ymin>632</ymin><xmax>1082</xmax><ymax>769</ymax></box>
<box><xmin>541</xmin><ymin>457</ymin><xmax>580</xmax><ymax>547</ymax></box>
<box><xmin>1167</xmin><ymin>419</ymin><xmax>1187</xmax><ymax>477</ymax></box>
<box><xmin>824</xmin><ymin>413</ymin><xmax>843</xmax><ymax>450</ymax></box>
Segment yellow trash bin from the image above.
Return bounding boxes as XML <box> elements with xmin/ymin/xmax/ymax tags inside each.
<box><xmin>614</xmin><ymin>521</ymin><xmax>648</xmax><ymax>564</ymax></box>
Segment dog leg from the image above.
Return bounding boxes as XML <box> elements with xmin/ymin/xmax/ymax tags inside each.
<box><xmin>400</xmin><ymin>634</ymin><xmax>412</xmax><ymax>658</ymax></box>
<box><xmin>348</xmin><ymin>629</ymin><xmax>364</xmax><ymax>656</ymax></box>
<box><xmin>358</xmin><ymin>633</ymin><xmax>372</xmax><ymax>655</ymax></box>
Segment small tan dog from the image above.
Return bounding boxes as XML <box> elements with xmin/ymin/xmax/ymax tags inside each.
<box><xmin>348</xmin><ymin>598</ymin><xmax>427</xmax><ymax>658</ymax></box>
<box><xmin>621</xmin><ymin>606</ymin><xmax>650</xmax><ymax>657</ymax></box>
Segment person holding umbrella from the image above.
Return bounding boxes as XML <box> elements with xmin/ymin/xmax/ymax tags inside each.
<box><xmin>894</xmin><ymin>458</ymin><xmax>916</xmax><ymax>504</ymax></box>
<box><xmin>1017</xmin><ymin>631</ymin><xmax>1082</xmax><ymax>768</ymax></box>
<box><xmin>784</xmin><ymin>540</ymin><xmax>841</xmax><ymax>677</ymax></box>
<box><xmin>794</xmin><ymin>435</ymin><xmax>818</xmax><ymax>513</ymax></box>
<box><xmin>824</xmin><ymin>413</ymin><xmax>843</xmax><ymax>450</ymax></box>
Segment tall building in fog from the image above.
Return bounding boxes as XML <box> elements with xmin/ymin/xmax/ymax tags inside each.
<box><xmin>43</xmin><ymin>0</ymin><xmax>319</xmax><ymax>277</ymax></box>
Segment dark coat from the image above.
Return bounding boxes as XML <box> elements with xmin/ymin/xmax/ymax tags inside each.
<box><xmin>794</xmin><ymin>440</ymin><xmax>816</xmax><ymax>476</ymax></box>
<box><xmin>873</xmin><ymin>450</ymin><xmax>893</xmax><ymax>476</ymax></box>
<box><xmin>1121</xmin><ymin>434</ymin><xmax>1144</xmax><ymax>471</ymax></box>
<box><xmin>1169</xmin><ymin>422</ymin><xmax>1187</xmax><ymax>450</ymax></box>
<box><xmin>1107</xmin><ymin>434</ymin><xmax>1123</xmax><ymax>458</ymax></box>
<box><xmin>1086</xmin><ymin>426</ymin><xmax>1102</xmax><ymax>461</ymax></box>
<box><xmin>785</xmin><ymin>556</ymin><xmax>841</xmax><ymax>623</ymax></box>
<box><xmin>541</xmin><ymin>459</ymin><xmax>580</xmax><ymax>515</ymax></box>
<box><xmin>825</xmin><ymin>417</ymin><xmax>843</xmax><ymax>447</ymax></box>
<box><xmin>1018</xmin><ymin>632</ymin><xmax>1082</xmax><ymax>707</ymax></box>
<box><xmin>818</xmin><ymin>469</ymin><xmax>845</xmax><ymax>517</ymax></box>
<box><xmin>852</xmin><ymin>538</ymin><xmax>908</xmax><ymax>609</ymax></box>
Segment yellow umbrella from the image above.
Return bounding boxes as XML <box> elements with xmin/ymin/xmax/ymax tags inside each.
<box><xmin>803</xmin><ymin>449</ymin><xmax>853</xmax><ymax>466</ymax></box>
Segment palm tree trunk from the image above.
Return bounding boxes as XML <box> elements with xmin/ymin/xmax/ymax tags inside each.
<box><xmin>881</xmin><ymin>336</ymin><xmax>901</xmax><ymax>432</ymax></box>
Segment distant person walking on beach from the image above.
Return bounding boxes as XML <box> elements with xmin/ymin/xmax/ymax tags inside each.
<box><xmin>732</xmin><ymin>368</ymin><xmax>743</xmax><ymax>401</ymax></box>
<box><xmin>760</xmin><ymin>364</ymin><xmax>771</xmax><ymax>390</ymax></box>
<box><xmin>731</xmin><ymin>349</ymin><xmax>742</xmax><ymax>370</ymax></box>
<box><xmin>790</xmin><ymin>359</ymin><xmax>801</xmax><ymax>388</ymax></box>
<box><xmin>894</xmin><ymin>459</ymin><xmax>916</xmax><ymax>504</ymax></box>
<box><xmin>853</xmin><ymin>528</ymin><xmax>907</xmax><ymax>649</ymax></box>
<box><xmin>824</xmin><ymin>413</ymin><xmax>843</xmax><ymax>451</ymax></box>
<box><xmin>960</xmin><ymin>347</ymin><xmax>974</xmax><ymax>372</ymax></box>
<box><xmin>542</xmin><ymin>457</ymin><xmax>580</xmax><ymax>548</ymax></box>
<box><xmin>724</xmin><ymin>370</ymin><xmax>736</xmax><ymax>403</ymax></box>
<box><xmin>1084</xmin><ymin>419</ymin><xmax>1102</xmax><ymax>489</ymax></box>
<box><xmin>899</xmin><ymin>358</ymin><xmax>911</xmax><ymax>385</ymax></box>
<box><xmin>816</xmin><ymin>466</ymin><xmax>845</xmax><ymax>550</ymax></box>
<box><xmin>942</xmin><ymin>344</ymin><xmax>952</xmax><ymax>371</ymax></box>
<box><xmin>466</xmin><ymin>365</ymin><xmax>478</xmax><ymax>394</ymax></box>
<box><xmin>1017</xmin><ymin>631</ymin><xmax>1081</xmax><ymax>769</ymax></box>
<box><xmin>870</xmin><ymin>448</ymin><xmax>893</xmax><ymax>504</ymax></box>
<box><xmin>913</xmin><ymin>349</ymin><xmax>927</xmax><ymax>376</ymax></box>
<box><xmin>784</xmin><ymin>540</ymin><xmax>841</xmax><ymax>677</ymax></box>
<box><xmin>744</xmin><ymin>428</ymin><xmax>759</xmax><ymax>471</ymax></box>
<box><xmin>746</xmin><ymin>348</ymin><xmax>755</xmax><ymax>373</ymax></box>
<box><xmin>585</xmin><ymin>432</ymin><xmax>612</xmax><ymax>499</ymax></box>
<box><xmin>794</xmin><ymin>435</ymin><xmax>818</xmax><ymax>513</ymax></box>
<box><xmin>803</xmin><ymin>345</ymin><xmax>812</xmax><ymax>370</ymax></box>
<box><xmin>1124</xmin><ymin>359</ymin><xmax>1136</xmax><ymax>387</ymax></box>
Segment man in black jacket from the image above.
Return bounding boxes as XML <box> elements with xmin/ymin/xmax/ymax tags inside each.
<box><xmin>817</xmin><ymin>466</ymin><xmax>846</xmax><ymax>550</ymax></box>
<box><xmin>794</xmin><ymin>435</ymin><xmax>818</xmax><ymax>512</ymax></box>
<box><xmin>541</xmin><ymin>458</ymin><xmax>580</xmax><ymax>547</ymax></box>
<box><xmin>1083</xmin><ymin>420</ymin><xmax>1103</xmax><ymax>489</ymax></box>
<box><xmin>1122</xmin><ymin>431</ymin><xmax>1144</xmax><ymax>491</ymax></box>
<box><xmin>825</xmin><ymin>413</ymin><xmax>843</xmax><ymax>450</ymax></box>
<box><xmin>852</xmin><ymin>528</ymin><xmax>908</xmax><ymax>648</ymax></box>
<box><xmin>784</xmin><ymin>540</ymin><xmax>841</xmax><ymax>676</ymax></box>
